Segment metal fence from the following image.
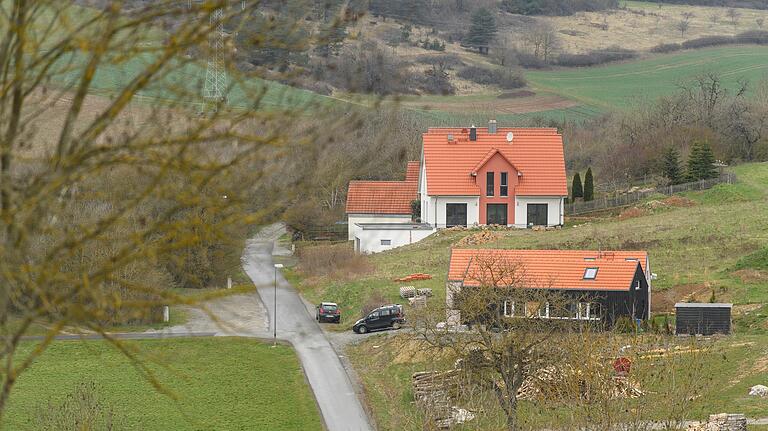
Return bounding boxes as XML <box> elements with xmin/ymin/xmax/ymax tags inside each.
<box><xmin>565</xmin><ymin>172</ymin><xmax>736</xmax><ymax>216</ymax></box>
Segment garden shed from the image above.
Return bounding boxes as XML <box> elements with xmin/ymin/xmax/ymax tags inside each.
<box><xmin>674</xmin><ymin>303</ymin><xmax>732</xmax><ymax>336</ymax></box>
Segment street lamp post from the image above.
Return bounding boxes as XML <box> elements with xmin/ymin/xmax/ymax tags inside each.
<box><xmin>273</xmin><ymin>263</ymin><xmax>283</xmax><ymax>345</ymax></box>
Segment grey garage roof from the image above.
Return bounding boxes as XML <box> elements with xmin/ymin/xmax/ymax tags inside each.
<box><xmin>356</xmin><ymin>223</ymin><xmax>434</xmax><ymax>230</ymax></box>
<box><xmin>675</xmin><ymin>302</ymin><xmax>733</xmax><ymax>308</ymax></box>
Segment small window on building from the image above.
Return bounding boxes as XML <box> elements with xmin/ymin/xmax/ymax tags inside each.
<box><xmin>503</xmin><ymin>301</ymin><xmax>515</xmax><ymax>317</ymax></box>
<box><xmin>537</xmin><ymin>302</ymin><xmax>549</xmax><ymax>318</ymax></box>
<box><xmin>486</xmin><ymin>172</ymin><xmax>494</xmax><ymax>197</ymax></box>
<box><xmin>635</xmin><ymin>280</ymin><xmax>641</xmax><ymax>290</ymax></box>
<box><xmin>583</xmin><ymin>267</ymin><xmax>598</xmax><ymax>279</ymax></box>
<box><xmin>380</xmin><ymin>239</ymin><xmax>391</xmax><ymax>246</ymax></box>
<box><xmin>500</xmin><ymin>172</ymin><xmax>508</xmax><ymax>197</ymax></box>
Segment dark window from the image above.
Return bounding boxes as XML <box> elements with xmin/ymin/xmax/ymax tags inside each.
<box><xmin>500</xmin><ymin>172</ymin><xmax>508</xmax><ymax>197</ymax></box>
<box><xmin>486</xmin><ymin>204</ymin><xmax>508</xmax><ymax>225</ymax></box>
<box><xmin>380</xmin><ymin>239</ymin><xmax>391</xmax><ymax>246</ymax></box>
<box><xmin>446</xmin><ymin>203</ymin><xmax>467</xmax><ymax>227</ymax></box>
<box><xmin>526</xmin><ymin>203</ymin><xmax>548</xmax><ymax>226</ymax></box>
<box><xmin>486</xmin><ymin>172</ymin><xmax>494</xmax><ymax>197</ymax></box>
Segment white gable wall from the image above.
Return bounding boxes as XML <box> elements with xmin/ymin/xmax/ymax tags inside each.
<box><xmin>354</xmin><ymin>227</ymin><xmax>436</xmax><ymax>254</ymax></box>
<box><xmin>347</xmin><ymin>214</ymin><xmax>412</xmax><ymax>240</ymax></box>
<box><xmin>514</xmin><ymin>196</ymin><xmax>564</xmax><ymax>227</ymax></box>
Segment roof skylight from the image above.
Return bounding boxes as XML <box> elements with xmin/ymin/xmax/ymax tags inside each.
<box><xmin>583</xmin><ymin>267</ymin><xmax>598</xmax><ymax>279</ymax></box>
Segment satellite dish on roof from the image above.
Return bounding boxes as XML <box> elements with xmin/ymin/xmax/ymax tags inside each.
<box><xmin>506</xmin><ymin>132</ymin><xmax>514</xmax><ymax>142</ymax></box>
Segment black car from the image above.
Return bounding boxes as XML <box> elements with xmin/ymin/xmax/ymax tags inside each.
<box><xmin>353</xmin><ymin>304</ymin><xmax>405</xmax><ymax>334</ymax></box>
<box><xmin>316</xmin><ymin>302</ymin><xmax>341</xmax><ymax>323</ymax></box>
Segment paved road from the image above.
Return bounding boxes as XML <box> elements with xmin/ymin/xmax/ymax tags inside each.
<box><xmin>242</xmin><ymin>224</ymin><xmax>373</xmax><ymax>431</ymax></box>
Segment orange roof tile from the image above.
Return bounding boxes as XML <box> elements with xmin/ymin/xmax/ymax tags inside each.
<box><xmin>448</xmin><ymin>249</ymin><xmax>648</xmax><ymax>291</ymax></box>
<box><xmin>405</xmin><ymin>161</ymin><xmax>419</xmax><ymax>183</ymax></box>
<box><xmin>423</xmin><ymin>127</ymin><xmax>567</xmax><ymax>196</ymax></box>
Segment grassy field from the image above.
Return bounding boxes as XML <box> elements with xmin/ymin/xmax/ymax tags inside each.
<box><xmin>290</xmin><ymin>162</ymin><xmax>768</xmax><ymax>332</ymax></box>
<box><xmin>527</xmin><ymin>45</ymin><xmax>768</xmax><ymax>110</ymax></box>
<box><xmin>2</xmin><ymin>338</ymin><xmax>322</xmax><ymax>430</ymax></box>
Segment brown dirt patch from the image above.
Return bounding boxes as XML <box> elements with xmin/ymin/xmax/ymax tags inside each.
<box><xmin>404</xmin><ymin>93</ymin><xmax>579</xmax><ymax>114</ymax></box>
<box><xmin>663</xmin><ymin>196</ymin><xmax>696</xmax><ymax>208</ymax></box>
<box><xmin>618</xmin><ymin>207</ymin><xmax>650</xmax><ymax>221</ymax></box>
<box><xmin>497</xmin><ymin>90</ymin><xmax>536</xmax><ymax>99</ymax></box>
<box><xmin>651</xmin><ymin>283</ymin><xmax>711</xmax><ymax>312</ymax></box>
<box><xmin>454</xmin><ymin>230</ymin><xmax>502</xmax><ymax>247</ymax></box>
<box><xmin>732</xmin><ymin>269</ymin><xmax>768</xmax><ymax>284</ymax></box>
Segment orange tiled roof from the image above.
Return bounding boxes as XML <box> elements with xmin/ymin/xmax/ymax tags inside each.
<box><xmin>346</xmin><ymin>161</ymin><xmax>420</xmax><ymax>214</ymax></box>
<box><xmin>448</xmin><ymin>249</ymin><xmax>648</xmax><ymax>291</ymax></box>
<box><xmin>423</xmin><ymin>127</ymin><xmax>567</xmax><ymax>196</ymax></box>
<box><xmin>405</xmin><ymin>161</ymin><xmax>419</xmax><ymax>183</ymax></box>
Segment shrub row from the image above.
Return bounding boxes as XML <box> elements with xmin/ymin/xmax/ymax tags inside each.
<box><xmin>457</xmin><ymin>66</ymin><xmax>527</xmax><ymax>89</ymax></box>
<box><xmin>650</xmin><ymin>31</ymin><xmax>768</xmax><ymax>53</ymax></box>
<box><xmin>554</xmin><ymin>47</ymin><xmax>637</xmax><ymax>67</ymax></box>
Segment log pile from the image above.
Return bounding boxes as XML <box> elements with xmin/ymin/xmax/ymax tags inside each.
<box><xmin>412</xmin><ymin>370</ymin><xmax>462</xmax><ymax>428</ymax></box>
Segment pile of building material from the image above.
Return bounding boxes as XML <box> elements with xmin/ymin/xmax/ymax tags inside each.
<box><xmin>395</xmin><ymin>273</ymin><xmax>432</xmax><ymax>282</ymax></box>
<box><xmin>412</xmin><ymin>370</ymin><xmax>466</xmax><ymax>428</ymax></box>
<box><xmin>400</xmin><ymin>286</ymin><xmax>433</xmax><ymax>298</ymax></box>
<box><xmin>454</xmin><ymin>230</ymin><xmax>501</xmax><ymax>247</ymax></box>
<box><xmin>408</xmin><ymin>295</ymin><xmax>427</xmax><ymax>308</ymax></box>
<box><xmin>687</xmin><ymin>413</ymin><xmax>747</xmax><ymax>431</ymax></box>
<box><xmin>749</xmin><ymin>384</ymin><xmax>768</xmax><ymax>397</ymax></box>
<box><xmin>516</xmin><ymin>366</ymin><xmax>643</xmax><ymax>401</ymax></box>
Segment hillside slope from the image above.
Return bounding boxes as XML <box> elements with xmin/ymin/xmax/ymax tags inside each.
<box><xmin>292</xmin><ymin>162</ymin><xmax>768</xmax><ymax>331</ymax></box>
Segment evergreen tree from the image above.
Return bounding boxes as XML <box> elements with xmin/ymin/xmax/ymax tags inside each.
<box><xmin>465</xmin><ymin>8</ymin><xmax>497</xmax><ymax>52</ymax></box>
<box><xmin>583</xmin><ymin>167</ymin><xmax>594</xmax><ymax>201</ymax></box>
<box><xmin>662</xmin><ymin>146</ymin><xmax>683</xmax><ymax>185</ymax></box>
<box><xmin>686</xmin><ymin>141</ymin><xmax>718</xmax><ymax>181</ymax></box>
<box><xmin>571</xmin><ymin>172</ymin><xmax>583</xmax><ymax>201</ymax></box>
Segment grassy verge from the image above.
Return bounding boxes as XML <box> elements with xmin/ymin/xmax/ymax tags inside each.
<box><xmin>2</xmin><ymin>338</ymin><xmax>322</xmax><ymax>430</ymax></box>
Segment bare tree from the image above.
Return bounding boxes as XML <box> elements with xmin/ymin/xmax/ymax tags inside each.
<box><xmin>0</xmin><ymin>0</ymin><xmax>356</xmax><ymax>418</ymax></box>
<box><xmin>709</xmin><ymin>12</ymin><xmax>720</xmax><ymax>26</ymax></box>
<box><xmin>676</xmin><ymin>19</ymin><xmax>690</xmax><ymax>38</ymax></box>
<box><xmin>757</xmin><ymin>17</ymin><xmax>765</xmax><ymax>29</ymax></box>
<box><xmin>726</xmin><ymin>8</ymin><xmax>740</xmax><ymax>27</ymax></box>
<box><xmin>412</xmin><ymin>253</ymin><xmax>583</xmax><ymax>431</ymax></box>
<box><xmin>522</xmin><ymin>23</ymin><xmax>559</xmax><ymax>64</ymax></box>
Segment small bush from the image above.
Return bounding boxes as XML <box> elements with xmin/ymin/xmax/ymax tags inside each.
<box><xmin>650</xmin><ymin>42</ymin><xmax>682</xmax><ymax>53</ymax></box>
<box><xmin>515</xmin><ymin>51</ymin><xmax>549</xmax><ymax>69</ymax></box>
<box><xmin>362</xmin><ymin>290</ymin><xmax>387</xmax><ymax>316</ymax></box>
<box><xmin>457</xmin><ymin>66</ymin><xmax>526</xmax><ymax>89</ymax></box>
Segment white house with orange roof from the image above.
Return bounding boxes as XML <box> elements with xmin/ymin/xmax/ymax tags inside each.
<box><xmin>345</xmin><ymin>122</ymin><xmax>569</xmax><ymax>253</ymax></box>
<box><xmin>420</xmin><ymin>121</ymin><xmax>568</xmax><ymax>228</ymax></box>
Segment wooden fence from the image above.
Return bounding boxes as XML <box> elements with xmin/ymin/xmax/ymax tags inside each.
<box><xmin>565</xmin><ymin>173</ymin><xmax>736</xmax><ymax>216</ymax></box>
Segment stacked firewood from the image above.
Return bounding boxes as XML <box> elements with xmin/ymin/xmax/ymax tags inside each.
<box><xmin>411</xmin><ymin>370</ymin><xmax>461</xmax><ymax>429</ymax></box>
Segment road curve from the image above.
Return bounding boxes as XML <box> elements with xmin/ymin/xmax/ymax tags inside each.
<box><xmin>242</xmin><ymin>224</ymin><xmax>373</xmax><ymax>431</ymax></box>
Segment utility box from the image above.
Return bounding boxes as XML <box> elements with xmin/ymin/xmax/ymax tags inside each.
<box><xmin>675</xmin><ymin>303</ymin><xmax>732</xmax><ymax>336</ymax></box>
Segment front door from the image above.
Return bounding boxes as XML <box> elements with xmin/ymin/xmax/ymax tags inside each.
<box><xmin>446</xmin><ymin>203</ymin><xmax>467</xmax><ymax>227</ymax></box>
<box><xmin>526</xmin><ymin>203</ymin><xmax>548</xmax><ymax>226</ymax></box>
<box><xmin>486</xmin><ymin>204</ymin><xmax>508</xmax><ymax>225</ymax></box>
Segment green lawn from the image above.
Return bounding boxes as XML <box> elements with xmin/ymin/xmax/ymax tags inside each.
<box><xmin>2</xmin><ymin>338</ymin><xmax>322</xmax><ymax>430</ymax></box>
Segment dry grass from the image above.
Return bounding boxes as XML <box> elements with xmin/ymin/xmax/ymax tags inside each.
<box><xmin>296</xmin><ymin>242</ymin><xmax>373</xmax><ymax>280</ymax></box>
<box><xmin>545</xmin><ymin>1</ymin><xmax>768</xmax><ymax>53</ymax></box>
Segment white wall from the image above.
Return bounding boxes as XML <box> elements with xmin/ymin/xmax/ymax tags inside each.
<box><xmin>347</xmin><ymin>214</ymin><xmax>412</xmax><ymax>240</ymax></box>
<box><xmin>424</xmin><ymin>196</ymin><xmax>480</xmax><ymax>228</ymax></box>
<box><xmin>513</xmin><ymin>196</ymin><xmax>564</xmax><ymax>227</ymax></box>
<box><xmin>355</xmin><ymin>227</ymin><xmax>436</xmax><ymax>254</ymax></box>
